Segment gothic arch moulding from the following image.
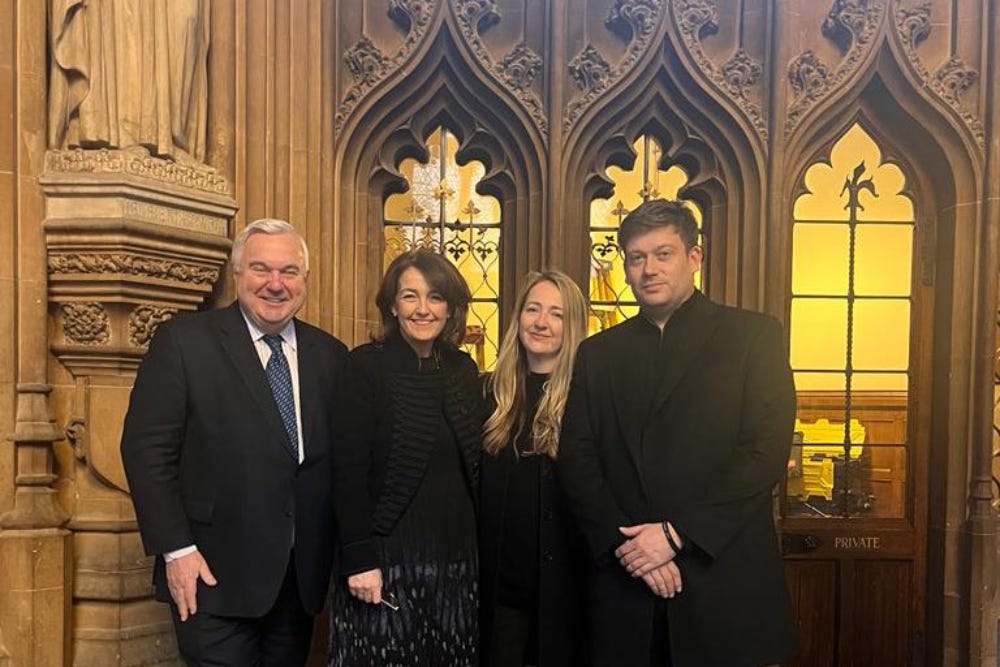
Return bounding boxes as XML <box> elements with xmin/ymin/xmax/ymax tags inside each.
<box><xmin>561</xmin><ymin>35</ymin><xmax>767</xmax><ymax>307</ymax></box>
<box><xmin>333</xmin><ymin>26</ymin><xmax>546</xmax><ymax>343</ymax></box>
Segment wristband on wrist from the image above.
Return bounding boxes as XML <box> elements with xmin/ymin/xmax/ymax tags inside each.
<box><xmin>661</xmin><ymin>521</ymin><xmax>683</xmax><ymax>555</ymax></box>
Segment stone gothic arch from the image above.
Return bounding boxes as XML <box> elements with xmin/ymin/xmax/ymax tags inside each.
<box><xmin>333</xmin><ymin>23</ymin><xmax>547</xmax><ymax>343</ymax></box>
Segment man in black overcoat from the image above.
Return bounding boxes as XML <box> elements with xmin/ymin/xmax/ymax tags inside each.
<box><xmin>558</xmin><ymin>199</ymin><xmax>798</xmax><ymax>666</ymax></box>
<box><xmin>121</xmin><ymin>219</ymin><xmax>347</xmax><ymax>665</ymax></box>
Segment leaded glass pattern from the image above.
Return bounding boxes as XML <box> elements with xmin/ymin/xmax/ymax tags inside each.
<box><xmin>383</xmin><ymin>128</ymin><xmax>501</xmax><ymax>370</ymax></box>
<box><xmin>787</xmin><ymin>123</ymin><xmax>914</xmax><ymax>519</ymax></box>
<box><xmin>587</xmin><ymin>135</ymin><xmax>703</xmax><ymax>335</ymax></box>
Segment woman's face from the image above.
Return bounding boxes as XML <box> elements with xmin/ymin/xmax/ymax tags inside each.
<box><xmin>518</xmin><ymin>280</ymin><xmax>564</xmax><ymax>373</ymax></box>
<box><xmin>392</xmin><ymin>266</ymin><xmax>449</xmax><ymax>357</ymax></box>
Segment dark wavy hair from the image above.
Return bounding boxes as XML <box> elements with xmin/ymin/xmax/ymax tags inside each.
<box><xmin>618</xmin><ymin>199</ymin><xmax>699</xmax><ymax>252</ymax></box>
<box><xmin>374</xmin><ymin>249</ymin><xmax>471</xmax><ymax>347</ymax></box>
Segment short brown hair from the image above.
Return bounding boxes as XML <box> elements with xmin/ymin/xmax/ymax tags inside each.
<box><xmin>618</xmin><ymin>199</ymin><xmax>699</xmax><ymax>252</ymax></box>
<box><xmin>374</xmin><ymin>249</ymin><xmax>471</xmax><ymax>347</ymax></box>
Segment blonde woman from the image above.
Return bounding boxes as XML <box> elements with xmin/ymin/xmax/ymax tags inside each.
<box><xmin>479</xmin><ymin>270</ymin><xmax>590</xmax><ymax>667</ymax></box>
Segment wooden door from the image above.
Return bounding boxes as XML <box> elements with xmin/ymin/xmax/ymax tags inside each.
<box><xmin>778</xmin><ymin>124</ymin><xmax>930</xmax><ymax>666</ymax></box>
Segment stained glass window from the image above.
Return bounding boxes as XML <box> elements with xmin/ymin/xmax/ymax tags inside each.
<box><xmin>383</xmin><ymin>127</ymin><xmax>501</xmax><ymax>369</ymax></box>
<box><xmin>787</xmin><ymin>123</ymin><xmax>914</xmax><ymax>519</ymax></box>
<box><xmin>587</xmin><ymin>135</ymin><xmax>704</xmax><ymax>335</ymax></box>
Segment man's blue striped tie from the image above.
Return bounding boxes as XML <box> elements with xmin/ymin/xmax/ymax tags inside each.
<box><xmin>263</xmin><ymin>334</ymin><xmax>299</xmax><ymax>461</ymax></box>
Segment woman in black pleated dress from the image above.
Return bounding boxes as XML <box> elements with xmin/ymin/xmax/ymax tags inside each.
<box><xmin>329</xmin><ymin>250</ymin><xmax>482</xmax><ymax>666</ymax></box>
<box><xmin>480</xmin><ymin>270</ymin><xmax>590</xmax><ymax>667</ymax></box>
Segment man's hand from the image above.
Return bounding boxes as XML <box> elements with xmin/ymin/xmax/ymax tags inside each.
<box><xmin>641</xmin><ymin>560</ymin><xmax>683</xmax><ymax>598</ymax></box>
<box><xmin>166</xmin><ymin>550</ymin><xmax>217</xmax><ymax>622</ymax></box>
<box><xmin>347</xmin><ymin>568</ymin><xmax>383</xmax><ymax>604</ymax></box>
<box><xmin>616</xmin><ymin>522</ymin><xmax>676</xmax><ymax>576</ymax></box>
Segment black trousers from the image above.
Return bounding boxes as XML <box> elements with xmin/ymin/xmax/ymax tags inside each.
<box><xmin>486</xmin><ymin>604</ymin><xmax>539</xmax><ymax>667</ymax></box>
<box><xmin>170</xmin><ymin>556</ymin><xmax>313</xmax><ymax>667</ymax></box>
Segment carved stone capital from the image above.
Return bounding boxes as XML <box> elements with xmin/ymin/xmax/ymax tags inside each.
<box><xmin>41</xmin><ymin>148</ymin><xmax>234</xmax><ymax>377</ymax></box>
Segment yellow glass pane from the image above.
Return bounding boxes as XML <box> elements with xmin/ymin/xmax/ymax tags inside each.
<box><xmin>793</xmin><ymin>123</ymin><xmax>915</xmax><ymax>222</ymax></box>
<box><xmin>794</xmin><ymin>372</ymin><xmax>845</xmax><ymax>392</ymax></box>
<box><xmin>852</xmin><ymin>299</ymin><xmax>910</xmax><ymax>371</ymax></box>
<box><xmin>385</xmin><ymin>128</ymin><xmax>501</xmax><ymax>225</ymax></box>
<box><xmin>790</xmin><ymin>298</ymin><xmax>848</xmax><ymax>370</ymax></box>
<box><xmin>855</xmin><ymin>225</ymin><xmax>913</xmax><ymax>296</ymax></box>
<box><xmin>791</xmin><ymin>224</ymin><xmax>849</xmax><ymax>295</ymax></box>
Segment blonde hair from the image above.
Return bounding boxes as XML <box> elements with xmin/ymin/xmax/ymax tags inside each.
<box><xmin>484</xmin><ymin>271</ymin><xmax>587</xmax><ymax>458</ymax></box>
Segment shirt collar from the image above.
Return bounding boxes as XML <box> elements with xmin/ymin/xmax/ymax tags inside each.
<box><xmin>239</xmin><ymin>307</ymin><xmax>298</xmax><ymax>351</ymax></box>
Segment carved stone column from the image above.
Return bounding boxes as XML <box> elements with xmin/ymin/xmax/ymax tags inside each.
<box><xmin>41</xmin><ymin>148</ymin><xmax>235</xmax><ymax>666</ymax></box>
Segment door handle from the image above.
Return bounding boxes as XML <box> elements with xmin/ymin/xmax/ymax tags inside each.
<box><xmin>782</xmin><ymin>533</ymin><xmax>821</xmax><ymax>555</ymax></box>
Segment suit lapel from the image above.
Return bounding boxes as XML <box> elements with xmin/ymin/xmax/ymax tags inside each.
<box><xmin>294</xmin><ymin>321</ymin><xmax>320</xmax><ymax>461</ymax></box>
<box><xmin>216</xmin><ymin>303</ymin><xmax>292</xmax><ymax>453</ymax></box>
<box><xmin>646</xmin><ymin>291</ymin><xmax>720</xmax><ymax>419</ymax></box>
<box><xmin>609</xmin><ymin>318</ymin><xmax>654</xmax><ymax>479</ymax></box>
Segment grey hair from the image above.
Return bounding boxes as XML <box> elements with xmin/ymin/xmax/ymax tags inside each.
<box><xmin>231</xmin><ymin>219</ymin><xmax>310</xmax><ymax>273</ymax></box>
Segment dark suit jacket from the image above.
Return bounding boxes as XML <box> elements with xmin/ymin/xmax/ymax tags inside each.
<box><xmin>121</xmin><ymin>301</ymin><xmax>347</xmax><ymax>617</ymax></box>
<box><xmin>558</xmin><ymin>291</ymin><xmax>798</xmax><ymax>667</ymax></box>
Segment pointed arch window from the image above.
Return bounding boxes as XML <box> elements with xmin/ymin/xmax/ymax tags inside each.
<box><xmin>383</xmin><ymin>127</ymin><xmax>502</xmax><ymax>370</ymax></box>
<box><xmin>787</xmin><ymin>123</ymin><xmax>914</xmax><ymax>519</ymax></box>
<box><xmin>588</xmin><ymin>134</ymin><xmax>704</xmax><ymax>335</ymax></box>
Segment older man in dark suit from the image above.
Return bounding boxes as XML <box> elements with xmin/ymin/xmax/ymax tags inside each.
<box><xmin>558</xmin><ymin>200</ymin><xmax>798</xmax><ymax>666</ymax></box>
<box><xmin>121</xmin><ymin>219</ymin><xmax>347</xmax><ymax>665</ymax></box>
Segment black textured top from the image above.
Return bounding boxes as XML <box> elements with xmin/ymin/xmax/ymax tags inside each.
<box><xmin>331</xmin><ymin>333</ymin><xmax>483</xmax><ymax>575</ymax></box>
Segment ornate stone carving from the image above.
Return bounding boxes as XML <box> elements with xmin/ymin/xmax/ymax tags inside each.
<box><xmin>568</xmin><ymin>45</ymin><xmax>614</xmax><ymax>93</ymax></box>
<box><xmin>606</xmin><ymin>0</ymin><xmax>660</xmax><ymax>42</ymax></box>
<box><xmin>49</xmin><ymin>253</ymin><xmax>220</xmax><ymax>286</ymax></box>
<box><xmin>44</xmin><ymin>148</ymin><xmax>229</xmax><ymax>195</ymax></box>
<box><xmin>895</xmin><ymin>2</ymin><xmax>931</xmax><ymax>49</ymax></box>
<box><xmin>788</xmin><ymin>51</ymin><xmax>831</xmax><ymax>99</ymax></box>
<box><xmin>785</xmin><ymin>0</ymin><xmax>884</xmax><ymax>136</ymax></box>
<box><xmin>893</xmin><ymin>4</ymin><xmax>984</xmax><ymax>149</ymax></box>
<box><xmin>450</xmin><ymin>1</ymin><xmax>548</xmax><ymax>141</ymax></box>
<box><xmin>65</xmin><ymin>417</ymin><xmax>87</xmax><ymax>463</ymax></box>
<box><xmin>564</xmin><ymin>1</ymin><xmax>664</xmax><ymax>132</ymax></box>
<box><xmin>455</xmin><ymin>0</ymin><xmax>501</xmax><ymax>32</ymax></box>
<box><xmin>345</xmin><ymin>36</ymin><xmax>386</xmax><ymax>87</ymax></box>
<box><xmin>934</xmin><ymin>55</ymin><xmax>979</xmax><ymax>105</ymax></box>
<box><xmin>129</xmin><ymin>305</ymin><xmax>177</xmax><ymax>348</ymax></box>
<box><xmin>670</xmin><ymin>1</ymin><xmax>767</xmax><ymax>142</ymax></box>
<box><xmin>61</xmin><ymin>303</ymin><xmax>110</xmax><ymax>345</ymax></box>
<box><xmin>497</xmin><ymin>43</ymin><xmax>543</xmax><ymax>92</ymax></box>
<box><xmin>335</xmin><ymin>1</ymin><xmax>435</xmax><ymax>133</ymax></box>
<box><xmin>675</xmin><ymin>0</ymin><xmax>719</xmax><ymax>39</ymax></box>
<box><xmin>720</xmin><ymin>49</ymin><xmax>763</xmax><ymax>96</ymax></box>
<box><xmin>822</xmin><ymin>0</ymin><xmax>878</xmax><ymax>53</ymax></box>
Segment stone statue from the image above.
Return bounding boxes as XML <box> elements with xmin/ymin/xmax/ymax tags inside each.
<box><xmin>48</xmin><ymin>0</ymin><xmax>210</xmax><ymax>164</ymax></box>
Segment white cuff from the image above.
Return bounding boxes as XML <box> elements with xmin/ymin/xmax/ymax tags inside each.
<box><xmin>164</xmin><ymin>545</ymin><xmax>198</xmax><ymax>562</ymax></box>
